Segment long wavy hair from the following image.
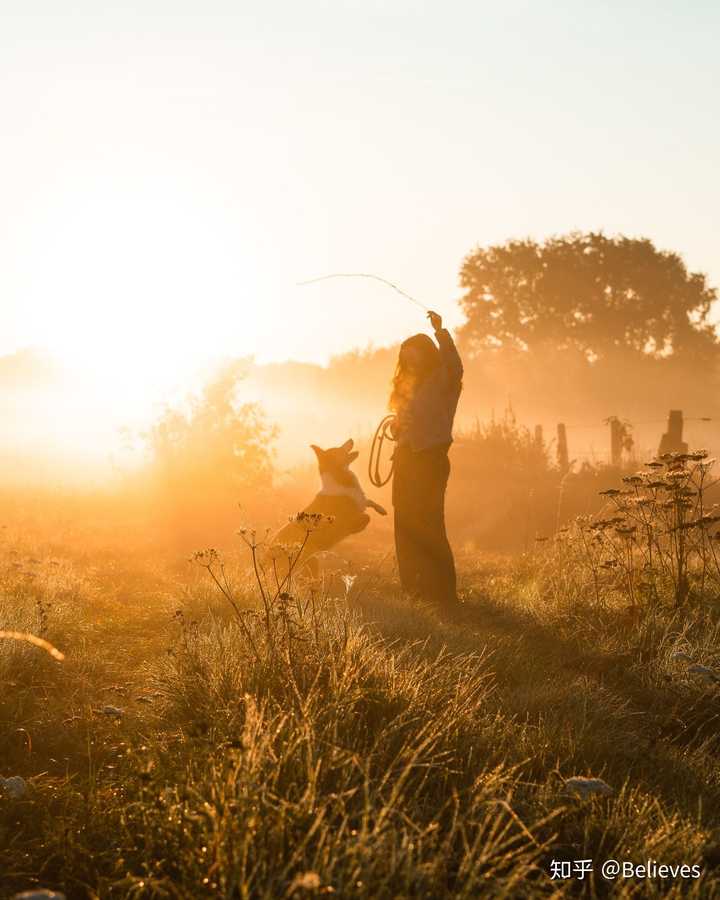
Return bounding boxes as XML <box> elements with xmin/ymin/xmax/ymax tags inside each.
<box><xmin>389</xmin><ymin>333</ymin><xmax>440</xmax><ymax>413</ymax></box>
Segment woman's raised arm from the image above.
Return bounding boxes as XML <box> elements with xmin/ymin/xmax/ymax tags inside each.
<box><xmin>427</xmin><ymin>311</ymin><xmax>463</xmax><ymax>384</ymax></box>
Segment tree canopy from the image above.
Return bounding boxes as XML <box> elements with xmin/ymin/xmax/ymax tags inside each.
<box><xmin>148</xmin><ymin>360</ymin><xmax>276</xmax><ymax>495</ymax></box>
<box><xmin>458</xmin><ymin>233</ymin><xmax>718</xmax><ymax>362</ymax></box>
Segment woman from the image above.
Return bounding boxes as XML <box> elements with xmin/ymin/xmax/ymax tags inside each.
<box><xmin>390</xmin><ymin>310</ymin><xmax>463</xmax><ymax>611</ymax></box>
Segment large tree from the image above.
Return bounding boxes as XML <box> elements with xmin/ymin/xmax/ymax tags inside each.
<box><xmin>458</xmin><ymin>233</ymin><xmax>718</xmax><ymax>362</ymax></box>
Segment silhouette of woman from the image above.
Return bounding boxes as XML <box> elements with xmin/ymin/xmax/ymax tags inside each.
<box><xmin>389</xmin><ymin>311</ymin><xmax>463</xmax><ymax>611</ymax></box>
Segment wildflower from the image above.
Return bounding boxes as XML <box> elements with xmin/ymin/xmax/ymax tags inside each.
<box><xmin>292</xmin><ymin>511</ymin><xmax>334</xmax><ymax>527</ymax></box>
<box><xmin>274</xmin><ymin>542</ymin><xmax>303</xmax><ymax>558</ymax></box>
<box><xmin>292</xmin><ymin>511</ymin><xmax>322</xmax><ymax>525</ymax></box>
<box><xmin>341</xmin><ymin>574</ymin><xmax>357</xmax><ymax>594</ymax></box>
<box><xmin>1</xmin><ymin>775</ymin><xmax>28</xmax><ymax>799</ymax></box>
<box><xmin>191</xmin><ymin>549</ymin><xmax>220</xmax><ymax>565</ymax></box>
<box><xmin>562</xmin><ymin>776</ymin><xmax>613</xmax><ymax>799</ymax></box>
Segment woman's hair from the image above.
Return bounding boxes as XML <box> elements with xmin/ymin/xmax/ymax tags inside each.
<box><xmin>389</xmin><ymin>333</ymin><xmax>440</xmax><ymax>412</ymax></box>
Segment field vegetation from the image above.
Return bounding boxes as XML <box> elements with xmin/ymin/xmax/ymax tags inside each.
<box><xmin>4</xmin><ymin>444</ymin><xmax>720</xmax><ymax>897</ymax></box>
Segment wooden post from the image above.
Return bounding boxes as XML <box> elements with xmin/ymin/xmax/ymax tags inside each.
<box><xmin>658</xmin><ymin>410</ymin><xmax>688</xmax><ymax>456</ymax></box>
<box><xmin>610</xmin><ymin>417</ymin><xmax>623</xmax><ymax>467</ymax></box>
<box><xmin>557</xmin><ymin>423</ymin><xmax>569</xmax><ymax>473</ymax></box>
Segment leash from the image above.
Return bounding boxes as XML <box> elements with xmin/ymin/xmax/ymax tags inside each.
<box><xmin>369</xmin><ymin>414</ymin><xmax>397</xmax><ymax>487</ymax></box>
<box><xmin>297</xmin><ymin>272</ymin><xmax>431</xmax><ymax>313</ymax></box>
<box><xmin>298</xmin><ymin>271</ymin><xmax>430</xmax><ymax>488</ymax></box>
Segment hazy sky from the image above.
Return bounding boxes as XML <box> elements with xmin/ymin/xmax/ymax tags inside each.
<box><xmin>2</xmin><ymin>0</ymin><xmax>719</xmax><ymax>399</ymax></box>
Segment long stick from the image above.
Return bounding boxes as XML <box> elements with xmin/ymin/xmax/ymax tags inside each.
<box><xmin>297</xmin><ymin>272</ymin><xmax>430</xmax><ymax>312</ymax></box>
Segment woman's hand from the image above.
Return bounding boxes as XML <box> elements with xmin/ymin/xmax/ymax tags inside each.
<box><xmin>427</xmin><ymin>310</ymin><xmax>442</xmax><ymax>332</ymax></box>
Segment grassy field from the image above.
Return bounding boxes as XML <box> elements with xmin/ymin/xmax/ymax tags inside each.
<box><xmin>2</xmin><ymin>518</ymin><xmax>720</xmax><ymax>899</ymax></box>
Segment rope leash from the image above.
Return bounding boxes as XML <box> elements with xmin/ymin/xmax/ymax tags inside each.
<box><xmin>297</xmin><ymin>272</ymin><xmax>430</xmax><ymax>313</ymax></box>
<box><xmin>298</xmin><ymin>271</ymin><xmax>428</xmax><ymax>488</ymax></box>
<box><xmin>368</xmin><ymin>414</ymin><xmax>397</xmax><ymax>487</ymax></box>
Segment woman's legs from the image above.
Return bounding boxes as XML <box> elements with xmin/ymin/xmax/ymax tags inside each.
<box><xmin>392</xmin><ymin>446</ymin><xmax>457</xmax><ymax>607</ymax></box>
<box><xmin>392</xmin><ymin>448</ymin><xmax>424</xmax><ymax>596</ymax></box>
<box><xmin>413</xmin><ymin>449</ymin><xmax>457</xmax><ymax>607</ymax></box>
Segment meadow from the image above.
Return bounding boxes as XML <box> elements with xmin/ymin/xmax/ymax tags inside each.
<box><xmin>3</xmin><ymin>449</ymin><xmax>720</xmax><ymax>898</ymax></box>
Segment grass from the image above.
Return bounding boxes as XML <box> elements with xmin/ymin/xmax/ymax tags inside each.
<box><xmin>2</xmin><ymin>523</ymin><xmax>720</xmax><ymax>898</ymax></box>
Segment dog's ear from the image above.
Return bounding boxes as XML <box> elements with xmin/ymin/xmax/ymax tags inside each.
<box><xmin>342</xmin><ymin>438</ymin><xmax>354</xmax><ymax>452</ymax></box>
<box><xmin>310</xmin><ymin>444</ymin><xmax>324</xmax><ymax>460</ymax></box>
<box><xmin>348</xmin><ymin>451</ymin><xmax>359</xmax><ymax>463</ymax></box>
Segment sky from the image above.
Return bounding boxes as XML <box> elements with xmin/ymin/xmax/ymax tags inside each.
<box><xmin>1</xmin><ymin>0</ymin><xmax>719</xmax><ymax>412</ymax></box>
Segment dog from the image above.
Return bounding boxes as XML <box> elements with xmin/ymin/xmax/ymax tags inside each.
<box><xmin>267</xmin><ymin>439</ymin><xmax>387</xmax><ymax>581</ymax></box>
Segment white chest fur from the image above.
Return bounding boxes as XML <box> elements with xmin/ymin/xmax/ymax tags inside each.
<box><xmin>318</xmin><ymin>471</ymin><xmax>367</xmax><ymax>509</ymax></box>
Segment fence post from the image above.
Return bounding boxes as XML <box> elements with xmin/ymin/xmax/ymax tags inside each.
<box><xmin>557</xmin><ymin>423</ymin><xmax>569</xmax><ymax>473</ymax></box>
<box><xmin>610</xmin><ymin>417</ymin><xmax>623</xmax><ymax>467</ymax></box>
<box><xmin>658</xmin><ymin>410</ymin><xmax>688</xmax><ymax>456</ymax></box>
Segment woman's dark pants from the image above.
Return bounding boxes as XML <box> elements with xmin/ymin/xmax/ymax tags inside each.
<box><xmin>392</xmin><ymin>443</ymin><xmax>457</xmax><ymax>608</ymax></box>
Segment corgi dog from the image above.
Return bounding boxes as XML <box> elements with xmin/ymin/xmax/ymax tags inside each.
<box><xmin>267</xmin><ymin>439</ymin><xmax>387</xmax><ymax>581</ymax></box>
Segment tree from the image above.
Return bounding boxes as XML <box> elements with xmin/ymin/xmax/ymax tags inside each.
<box><xmin>147</xmin><ymin>359</ymin><xmax>276</xmax><ymax>503</ymax></box>
<box><xmin>458</xmin><ymin>233</ymin><xmax>718</xmax><ymax>362</ymax></box>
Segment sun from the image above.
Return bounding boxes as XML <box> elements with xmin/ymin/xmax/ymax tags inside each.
<box><xmin>19</xmin><ymin>171</ymin><xmax>266</xmax><ymax>409</ymax></box>
<box><xmin>6</xmin><ymin>168</ymin><xmax>276</xmax><ymax>475</ymax></box>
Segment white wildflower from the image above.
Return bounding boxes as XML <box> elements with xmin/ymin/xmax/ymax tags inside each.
<box><xmin>341</xmin><ymin>574</ymin><xmax>357</xmax><ymax>594</ymax></box>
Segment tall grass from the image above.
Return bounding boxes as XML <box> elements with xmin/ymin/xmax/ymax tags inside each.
<box><xmin>2</xmin><ymin>520</ymin><xmax>720</xmax><ymax>897</ymax></box>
